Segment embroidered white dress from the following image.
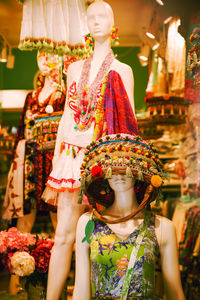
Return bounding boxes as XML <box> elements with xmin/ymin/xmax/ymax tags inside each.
<box><xmin>43</xmin><ymin>81</ymin><xmax>100</xmax><ymax>205</ymax></box>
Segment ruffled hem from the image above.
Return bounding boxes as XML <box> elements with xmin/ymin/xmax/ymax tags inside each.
<box><xmin>45</xmin><ymin>143</ymin><xmax>85</xmax><ymax>196</ymax></box>
<box><xmin>46</xmin><ymin>181</ymin><xmax>80</xmax><ymax>193</ymax></box>
<box><xmin>41</xmin><ymin>186</ymin><xmax>59</xmax><ymax>206</ymax></box>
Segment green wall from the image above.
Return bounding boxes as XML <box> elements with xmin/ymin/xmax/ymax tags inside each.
<box><xmin>0</xmin><ymin>47</ymin><xmax>148</xmax><ymax>112</ymax></box>
<box><xmin>1</xmin><ymin>49</ymin><xmax>38</xmax><ymax>90</ymax></box>
<box><xmin>113</xmin><ymin>47</ymin><xmax>148</xmax><ymax>111</ymax></box>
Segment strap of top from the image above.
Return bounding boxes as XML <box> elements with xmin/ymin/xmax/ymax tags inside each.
<box><xmin>120</xmin><ymin>213</ymin><xmax>150</xmax><ymax>300</ymax></box>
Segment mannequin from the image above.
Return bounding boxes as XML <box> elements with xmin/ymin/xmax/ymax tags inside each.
<box><xmin>43</xmin><ymin>2</ymin><xmax>138</xmax><ymax>300</ymax></box>
<box><xmin>73</xmin><ymin>133</ymin><xmax>185</xmax><ymax>300</ymax></box>
<box><xmin>3</xmin><ymin>52</ymin><xmax>66</xmax><ymax>294</ymax></box>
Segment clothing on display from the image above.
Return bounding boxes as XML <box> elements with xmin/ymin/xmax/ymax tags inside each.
<box><xmin>173</xmin><ymin>203</ymin><xmax>200</xmax><ymax>299</ymax></box>
<box><xmin>18</xmin><ymin>0</ymin><xmax>90</xmax><ymax>57</ymax></box>
<box><xmin>3</xmin><ymin>89</ymin><xmax>66</xmax><ymax>220</ymax></box>
<box><xmin>146</xmin><ymin>18</ymin><xmax>186</xmax><ymax>98</ymax></box>
<box><xmin>185</xmin><ymin>22</ymin><xmax>200</xmax><ymax>104</ymax></box>
<box><xmin>89</xmin><ymin>212</ymin><xmax>162</xmax><ymax>299</ymax></box>
<box><xmin>43</xmin><ymin>54</ymin><xmax>138</xmax><ymax>205</ymax></box>
<box><xmin>74</xmin><ymin>132</ymin><xmax>184</xmax><ymax>299</ymax></box>
<box><xmin>166</xmin><ymin>18</ymin><xmax>186</xmax><ymax>97</ymax></box>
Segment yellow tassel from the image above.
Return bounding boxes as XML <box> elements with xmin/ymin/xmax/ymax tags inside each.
<box><xmin>105</xmin><ymin>167</ymin><xmax>112</xmax><ymax>179</ymax></box>
<box><xmin>137</xmin><ymin>170</ymin><xmax>144</xmax><ymax>181</ymax></box>
<box><xmin>126</xmin><ymin>166</ymin><xmax>133</xmax><ymax>178</ymax></box>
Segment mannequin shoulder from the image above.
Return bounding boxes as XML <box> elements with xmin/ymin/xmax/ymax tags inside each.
<box><xmin>155</xmin><ymin>215</ymin><xmax>177</xmax><ymax>246</ymax></box>
<box><xmin>77</xmin><ymin>212</ymin><xmax>92</xmax><ymax>230</ymax></box>
<box><xmin>112</xmin><ymin>59</ymin><xmax>134</xmax><ymax>79</ymax></box>
<box><xmin>67</xmin><ymin>60</ymin><xmax>84</xmax><ymax>76</ymax></box>
<box><xmin>67</xmin><ymin>59</ymin><xmax>84</xmax><ymax>87</ymax></box>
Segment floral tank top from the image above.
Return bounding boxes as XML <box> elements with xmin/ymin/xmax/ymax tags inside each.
<box><xmin>89</xmin><ymin>211</ymin><xmax>162</xmax><ymax>299</ymax></box>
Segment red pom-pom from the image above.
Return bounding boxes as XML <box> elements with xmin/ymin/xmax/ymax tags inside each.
<box><xmin>163</xmin><ymin>93</ymin><xmax>170</xmax><ymax>100</ymax></box>
<box><xmin>91</xmin><ymin>166</ymin><xmax>103</xmax><ymax>178</ymax></box>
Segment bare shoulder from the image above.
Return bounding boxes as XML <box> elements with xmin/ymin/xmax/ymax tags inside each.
<box><xmin>67</xmin><ymin>59</ymin><xmax>85</xmax><ymax>87</ymax></box>
<box><xmin>77</xmin><ymin>212</ymin><xmax>92</xmax><ymax>228</ymax></box>
<box><xmin>112</xmin><ymin>59</ymin><xmax>133</xmax><ymax>75</ymax></box>
<box><xmin>67</xmin><ymin>59</ymin><xmax>84</xmax><ymax>75</ymax></box>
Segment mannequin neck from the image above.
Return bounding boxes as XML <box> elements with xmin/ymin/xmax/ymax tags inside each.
<box><xmin>38</xmin><ymin>75</ymin><xmax>57</xmax><ymax>104</ymax></box>
<box><xmin>93</xmin><ymin>37</ymin><xmax>112</xmax><ymax>61</ymax></box>
<box><xmin>42</xmin><ymin>75</ymin><xmax>56</xmax><ymax>90</ymax></box>
<box><xmin>107</xmin><ymin>188</ymin><xmax>139</xmax><ymax>218</ymax></box>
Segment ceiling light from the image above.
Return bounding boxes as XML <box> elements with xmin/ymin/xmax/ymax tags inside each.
<box><xmin>164</xmin><ymin>16</ymin><xmax>173</xmax><ymax>24</ymax></box>
<box><xmin>138</xmin><ymin>44</ymin><xmax>150</xmax><ymax>66</ymax></box>
<box><xmin>139</xmin><ymin>55</ymin><xmax>148</xmax><ymax>61</ymax></box>
<box><xmin>155</xmin><ymin>0</ymin><xmax>164</xmax><ymax>6</ymax></box>
<box><xmin>152</xmin><ymin>42</ymin><xmax>160</xmax><ymax>50</ymax></box>
<box><xmin>146</xmin><ymin>32</ymin><xmax>155</xmax><ymax>39</ymax></box>
<box><xmin>138</xmin><ymin>56</ymin><xmax>148</xmax><ymax>67</ymax></box>
<box><xmin>146</xmin><ymin>18</ymin><xmax>158</xmax><ymax>40</ymax></box>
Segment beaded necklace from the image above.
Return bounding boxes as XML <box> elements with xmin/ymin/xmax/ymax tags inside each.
<box><xmin>74</xmin><ymin>49</ymin><xmax>115</xmax><ymax>131</ymax></box>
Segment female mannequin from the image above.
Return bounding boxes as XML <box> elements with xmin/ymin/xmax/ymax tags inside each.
<box><xmin>3</xmin><ymin>51</ymin><xmax>65</xmax><ymax>226</ymax></box>
<box><xmin>3</xmin><ymin>52</ymin><xmax>66</xmax><ymax>294</ymax></box>
<box><xmin>73</xmin><ymin>133</ymin><xmax>185</xmax><ymax>300</ymax></box>
<box><xmin>43</xmin><ymin>2</ymin><xmax>138</xmax><ymax>300</ymax></box>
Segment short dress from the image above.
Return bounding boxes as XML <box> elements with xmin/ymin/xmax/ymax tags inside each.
<box><xmin>45</xmin><ymin>70</ymin><xmax>139</xmax><ymax>205</ymax></box>
<box><xmin>3</xmin><ymin>89</ymin><xmax>66</xmax><ymax>219</ymax></box>
<box><xmin>89</xmin><ymin>212</ymin><xmax>163</xmax><ymax>299</ymax></box>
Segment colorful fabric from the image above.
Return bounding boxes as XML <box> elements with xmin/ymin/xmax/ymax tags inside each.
<box><xmin>178</xmin><ymin>205</ymin><xmax>200</xmax><ymax>299</ymax></box>
<box><xmin>4</xmin><ymin>89</ymin><xmax>66</xmax><ymax>217</ymax></box>
<box><xmin>103</xmin><ymin>71</ymin><xmax>138</xmax><ymax>136</ymax></box>
<box><xmin>45</xmin><ymin>70</ymin><xmax>139</xmax><ymax>197</ymax></box>
<box><xmin>89</xmin><ymin>211</ymin><xmax>161</xmax><ymax>299</ymax></box>
<box><xmin>3</xmin><ymin>140</ymin><xmax>26</xmax><ymax>220</ymax></box>
<box><xmin>93</xmin><ymin>71</ymin><xmax>138</xmax><ymax>140</ymax></box>
<box><xmin>179</xmin><ymin>205</ymin><xmax>200</xmax><ymax>266</ymax></box>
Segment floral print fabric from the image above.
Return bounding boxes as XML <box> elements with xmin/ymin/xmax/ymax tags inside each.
<box><xmin>89</xmin><ymin>212</ymin><xmax>161</xmax><ymax>299</ymax></box>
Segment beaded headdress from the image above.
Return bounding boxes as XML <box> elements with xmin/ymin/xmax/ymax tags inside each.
<box><xmin>79</xmin><ymin>133</ymin><xmax>167</xmax><ymax>223</ymax></box>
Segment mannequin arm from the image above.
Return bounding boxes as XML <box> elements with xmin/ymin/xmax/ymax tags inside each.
<box><xmin>52</xmin><ymin>64</ymin><xmax>74</xmax><ymax>167</ymax></box>
<box><xmin>73</xmin><ymin>213</ymin><xmax>91</xmax><ymax>300</ymax></box>
<box><xmin>119</xmin><ymin>65</ymin><xmax>135</xmax><ymax>114</ymax></box>
<box><xmin>158</xmin><ymin>217</ymin><xmax>185</xmax><ymax>300</ymax></box>
<box><xmin>52</xmin><ymin>108</ymin><xmax>65</xmax><ymax>167</ymax></box>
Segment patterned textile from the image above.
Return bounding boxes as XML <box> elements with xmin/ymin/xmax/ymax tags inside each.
<box><xmin>45</xmin><ymin>70</ymin><xmax>139</xmax><ymax>196</ymax></box>
<box><xmin>89</xmin><ymin>211</ymin><xmax>161</xmax><ymax>299</ymax></box>
<box><xmin>178</xmin><ymin>205</ymin><xmax>200</xmax><ymax>299</ymax></box>
<box><xmin>3</xmin><ymin>140</ymin><xmax>26</xmax><ymax>220</ymax></box>
<box><xmin>93</xmin><ymin>71</ymin><xmax>138</xmax><ymax>141</ymax></box>
<box><xmin>7</xmin><ymin>89</ymin><xmax>66</xmax><ymax>216</ymax></box>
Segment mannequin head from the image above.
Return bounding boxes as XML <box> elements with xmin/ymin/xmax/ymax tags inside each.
<box><xmin>108</xmin><ymin>175</ymin><xmax>134</xmax><ymax>193</ymax></box>
<box><xmin>79</xmin><ymin>133</ymin><xmax>165</xmax><ymax>219</ymax></box>
<box><xmin>87</xmin><ymin>1</ymin><xmax>114</xmax><ymax>41</ymax></box>
<box><xmin>37</xmin><ymin>51</ymin><xmax>64</xmax><ymax>85</ymax></box>
<box><xmin>37</xmin><ymin>52</ymin><xmax>51</xmax><ymax>76</ymax></box>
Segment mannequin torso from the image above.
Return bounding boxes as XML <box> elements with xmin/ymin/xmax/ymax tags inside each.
<box><xmin>67</xmin><ymin>53</ymin><xmax>135</xmax><ymax>113</ymax></box>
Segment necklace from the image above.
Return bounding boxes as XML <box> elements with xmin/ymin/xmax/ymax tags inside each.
<box><xmin>74</xmin><ymin>49</ymin><xmax>115</xmax><ymax>131</ymax></box>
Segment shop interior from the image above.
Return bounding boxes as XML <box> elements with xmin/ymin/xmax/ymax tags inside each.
<box><xmin>0</xmin><ymin>0</ymin><xmax>199</xmax><ymax>299</ymax></box>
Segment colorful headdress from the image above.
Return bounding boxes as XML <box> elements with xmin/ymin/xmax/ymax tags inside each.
<box><xmin>79</xmin><ymin>133</ymin><xmax>167</xmax><ymax>223</ymax></box>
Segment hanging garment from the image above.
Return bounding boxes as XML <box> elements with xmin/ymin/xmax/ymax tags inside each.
<box><xmin>19</xmin><ymin>0</ymin><xmax>89</xmax><ymax>57</ymax></box>
<box><xmin>166</xmin><ymin>18</ymin><xmax>186</xmax><ymax>97</ymax></box>
<box><xmin>3</xmin><ymin>140</ymin><xmax>26</xmax><ymax>220</ymax></box>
